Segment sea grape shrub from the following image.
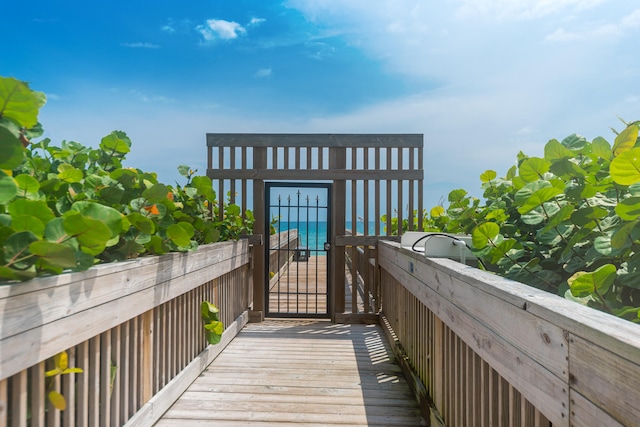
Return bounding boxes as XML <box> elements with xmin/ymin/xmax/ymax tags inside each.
<box><xmin>0</xmin><ymin>76</ymin><xmax>253</xmax><ymax>282</ymax></box>
<box><xmin>399</xmin><ymin>120</ymin><xmax>640</xmax><ymax>322</ymax></box>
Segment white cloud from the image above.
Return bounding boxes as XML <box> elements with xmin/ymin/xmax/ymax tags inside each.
<box><xmin>197</xmin><ymin>19</ymin><xmax>246</xmax><ymax>42</ymax></box>
<box><xmin>121</xmin><ymin>42</ymin><xmax>160</xmax><ymax>49</ymax></box>
<box><xmin>249</xmin><ymin>17</ymin><xmax>266</xmax><ymax>26</ymax></box>
<box><xmin>129</xmin><ymin>89</ymin><xmax>175</xmax><ymax>104</ymax></box>
<box><xmin>254</xmin><ymin>68</ymin><xmax>272</xmax><ymax>78</ymax></box>
<box><xmin>456</xmin><ymin>0</ymin><xmax>606</xmax><ymax>21</ymax></box>
<box><xmin>546</xmin><ymin>8</ymin><xmax>640</xmax><ymax>42</ymax></box>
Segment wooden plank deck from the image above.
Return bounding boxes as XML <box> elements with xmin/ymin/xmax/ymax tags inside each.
<box><xmin>269</xmin><ymin>256</ymin><xmax>328</xmax><ymax>315</ymax></box>
<box><xmin>155</xmin><ymin>320</ymin><xmax>426</xmax><ymax>426</ymax></box>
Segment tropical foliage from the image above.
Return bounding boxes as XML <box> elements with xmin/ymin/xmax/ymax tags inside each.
<box><xmin>397</xmin><ymin>119</ymin><xmax>640</xmax><ymax>321</ymax></box>
<box><xmin>0</xmin><ymin>76</ymin><xmax>253</xmax><ymax>282</ymax></box>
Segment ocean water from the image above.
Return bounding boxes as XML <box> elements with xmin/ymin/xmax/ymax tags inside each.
<box><xmin>275</xmin><ymin>221</ymin><xmax>383</xmax><ymax>255</ymax></box>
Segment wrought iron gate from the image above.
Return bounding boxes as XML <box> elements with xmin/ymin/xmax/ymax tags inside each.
<box><xmin>265</xmin><ymin>182</ymin><xmax>331</xmax><ymax>318</ymax></box>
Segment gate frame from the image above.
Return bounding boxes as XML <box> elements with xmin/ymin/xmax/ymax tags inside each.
<box><xmin>264</xmin><ymin>181</ymin><xmax>332</xmax><ymax>318</ymax></box>
<box><xmin>206</xmin><ymin>133</ymin><xmax>424</xmax><ymax>322</ymax></box>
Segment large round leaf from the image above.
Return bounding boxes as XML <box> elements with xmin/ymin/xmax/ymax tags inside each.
<box><xmin>611</xmin><ymin>148</ymin><xmax>640</xmax><ymax>186</ymax></box>
<box><xmin>615</xmin><ymin>197</ymin><xmax>640</xmax><ymax>221</ymax></box>
<box><xmin>517</xmin><ymin>187</ymin><xmax>563</xmax><ymax>214</ymax></box>
<box><xmin>3</xmin><ymin>231</ymin><xmax>39</xmax><ymax>269</ymax></box>
<box><xmin>70</xmin><ymin>201</ymin><xmax>123</xmax><ymax>239</ymax></box>
<box><xmin>544</xmin><ymin>139</ymin><xmax>573</xmax><ymax>162</ymax></box>
<box><xmin>0</xmin><ymin>174</ymin><xmax>18</xmax><ymax>203</ymax></box>
<box><xmin>100</xmin><ymin>131</ymin><xmax>131</xmax><ymax>154</ymax></box>
<box><xmin>12</xmin><ymin>215</ymin><xmax>45</xmax><ymax>238</ymax></box>
<box><xmin>14</xmin><ymin>174</ymin><xmax>39</xmax><ymax>195</ymax></box>
<box><xmin>612</xmin><ymin>124</ymin><xmax>639</xmax><ymax>156</ymax></box>
<box><xmin>30</xmin><ymin>241</ymin><xmax>77</xmax><ymax>268</ymax></box>
<box><xmin>166</xmin><ymin>224</ymin><xmax>191</xmax><ymax>247</ymax></box>
<box><xmin>0</xmin><ymin>77</ymin><xmax>46</xmax><ymax>128</ymax></box>
<box><xmin>568</xmin><ymin>264</ymin><xmax>617</xmax><ymax>297</ymax></box>
<box><xmin>519</xmin><ymin>158</ymin><xmax>550</xmax><ymax>183</ymax></box>
<box><xmin>0</xmin><ymin>125</ymin><xmax>24</xmax><ymax>169</ymax></box>
<box><xmin>63</xmin><ymin>214</ymin><xmax>111</xmax><ymax>255</ymax></box>
<box><xmin>472</xmin><ymin>222</ymin><xmax>500</xmax><ymax>250</ymax></box>
<box><xmin>8</xmin><ymin>199</ymin><xmax>55</xmax><ymax>224</ymax></box>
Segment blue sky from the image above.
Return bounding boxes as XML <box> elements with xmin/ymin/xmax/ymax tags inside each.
<box><xmin>3</xmin><ymin>0</ymin><xmax>640</xmax><ymax>211</ymax></box>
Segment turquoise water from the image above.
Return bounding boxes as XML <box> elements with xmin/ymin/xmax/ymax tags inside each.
<box><xmin>275</xmin><ymin>221</ymin><xmax>383</xmax><ymax>255</ymax></box>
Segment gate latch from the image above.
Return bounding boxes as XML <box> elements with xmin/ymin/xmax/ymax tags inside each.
<box><xmin>324</xmin><ymin>242</ymin><xmax>331</xmax><ymax>251</ymax></box>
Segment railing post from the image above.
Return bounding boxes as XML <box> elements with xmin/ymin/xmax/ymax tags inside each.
<box><xmin>141</xmin><ymin>309</ymin><xmax>154</xmax><ymax>404</ymax></box>
<box><xmin>330</xmin><ymin>146</ymin><xmax>346</xmax><ymax>317</ymax></box>
<box><xmin>252</xmin><ymin>147</ymin><xmax>266</xmax><ymax>321</ymax></box>
<box><xmin>433</xmin><ymin>316</ymin><xmax>444</xmax><ymax>418</ymax></box>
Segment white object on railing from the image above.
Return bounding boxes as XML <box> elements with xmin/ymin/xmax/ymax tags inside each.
<box><xmin>400</xmin><ymin>231</ymin><xmax>476</xmax><ymax>263</ymax></box>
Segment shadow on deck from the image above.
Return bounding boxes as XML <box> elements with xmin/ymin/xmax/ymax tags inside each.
<box><xmin>155</xmin><ymin>320</ymin><xmax>426</xmax><ymax>426</ymax></box>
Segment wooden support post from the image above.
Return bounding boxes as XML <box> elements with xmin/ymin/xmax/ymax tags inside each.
<box><xmin>252</xmin><ymin>147</ymin><xmax>267</xmax><ymax>321</ymax></box>
<box><xmin>330</xmin><ymin>146</ymin><xmax>346</xmax><ymax>318</ymax></box>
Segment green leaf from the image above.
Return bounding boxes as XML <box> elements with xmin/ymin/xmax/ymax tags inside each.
<box><xmin>0</xmin><ymin>77</ymin><xmax>46</xmax><ymax>128</ymax></box>
<box><xmin>100</xmin><ymin>131</ymin><xmax>131</xmax><ymax>154</ymax></box>
<box><xmin>561</xmin><ymin>134</ymin><xmax>587</xmax><ymax>151</ymax></box>
<box><xmin>63</xmin><ymin>214</ymin><xmax>111</xmax><ymax>255</ymax></box>
<box><xmin>519</xmin><ymin>158</ymin><xmax>550</xmax><ymax>182</ymax></box>
<box><xmin>592</xmin><ymin>136</ymin><xmax>612</xmax><ymax>160</ymax></box>
<box><xmin>8</xmin><ymin>199</ymin><xmax>55</xmax><ymax>224</ymax></box>
<box><xmin>612</xmin><ymin>124</ymin><xmax>639</xmax><ymax>156</ymax></box>
<box><xmin>14</xmin><ymin>174</ymin><xmax>39</xmax><ymax>195</ymax></box>
<box><xmin>127</xmin><ymin>213</ymin><xmax>155</xmax><ymax>234</ymax></box>
<box><xmin>48</xmin><ymin>390</ymin><xmax>66</xmax><ymax>411</ymax></box>
<box><xmin>549</xmin><ymin>159</ymin><xmax>586</xmax><ymax>178</ymax></box>
<box><xmin>0</xmin><ymin>174</ymin><xmax>18</xmax><ymax>203</ymax></box>
<box><xmin>568</xmin><ymin>264</ymin><xmax>617</xmax><ymax>297</ymax></box>
<box><xmin>480</xmin><ymin>170</ymin><xmax>497</xmax><ymax>183</ymax></box>
<box><xmin>142</xmin><ymin>183</ymin><xmax>170</xmax><ymax>203</ymax></box>
<box><xmin>12</xmin><ymin>215</ymin><xmax>45</xmax><ymax>238</ymax></box>
<box><xmin>191</xmin><ymin>176</ymin><xmax>215</xmax><ymax>200</ymax></box>
<box><xmin>615</xmin><ymin>197</ymin><xmax>640</xmax><ymax>221</ymax></box>
<box><xmin>57</xmin><ymin>164</ymin><xmax>83</xmax><ymax>183</ymax></box>
<box><xmin>611</xmin><ymin>147</ymin><xmax>640</xmax><ymax>185</ymax></box>
<box><xmin>612</xmin><ymin>221</ymin><xmax>640</xmax><ymax>250</ymax></box>
<box><xmin>544</xmin><ymin>139</ymin><xmax>573</xmax><ymax>162</ymax></box>
<box><xmin>572</xmin><ymin>206</ymin><xmax>608</xmax><ymax>226</ymax></box>
<box><xmin>0</xmin><ymin>125</ymin><xmax>24</xmax><ymax>169</ymax></box>
<box><xmin>514</xmin><ymin>180</ymin><xmax>552</xmax><ymax>205</ymax></box>
<box><xmin>541</xmin><ymin>205</ymin><xmax>575</xmax><ymax>233</ymax></box>
<box><xmin>177</xmin><ymin>165</ymin><xmax>190</xmax><ymax>177</ymax></box>
<box><xmin>30</xmin><ymin>241</ymin><xmax>77</xmax><ymax>268</ymax></box>
<box><xmin>70</xmin><ymin>201</ymin><xmax>123</xmax><ymax>239</ymax></box>
<box><xmin>472</xmin><ymin>222</ymin><xmax>500</xmax><ymax>250</ymax></box>
<box><xmin>517</xmin><ymin>187</ymin><xmax>563</xmax><ymax>214</ymax></box>
<box><xmin>3</xmin><ymin>231</ymin><xmax>39</xmax><ymax>269</ymax></box>
<box><xmin>167</xmin><ymin>224</ymin><xmax>191</xmax><ymax>247</ymax></box>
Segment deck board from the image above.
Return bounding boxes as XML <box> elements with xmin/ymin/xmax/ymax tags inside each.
<box><xmin>155</xmin><ymin>320</ymin><xmax>425</xmax><ymax>426</ymax></box>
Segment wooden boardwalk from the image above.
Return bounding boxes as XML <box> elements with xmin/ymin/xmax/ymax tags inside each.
<box><xmin>156</xmin><ymin>320</ymin><xmax>425</xmax><ymax>426</ymax></box>
<box><xmin>269</xmin><ymin>256</ymin><xmax>328</xmax><ymax>315</ymax></box>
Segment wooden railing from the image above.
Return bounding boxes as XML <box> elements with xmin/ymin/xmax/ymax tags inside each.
<box><xmin>377</xmin><ymin>241</ymin><xmax>640</xmax><ymax>427</ymax></box>
<box><xmin>0</xmin><ymin>240</ymin><xmax>251</xmax><ymax>427</ymax></box>
<box><xmin>268</xmin><ymin>229</ymin><xmax>299</xmax><ymax>285</ymax></box>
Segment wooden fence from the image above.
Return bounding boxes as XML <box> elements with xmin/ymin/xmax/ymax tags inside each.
<box><xmin>377</xmin><ymin>241</ymin><xmax>640</xmax><ymax>427</ymax></box>
<box><xmin>0</xmin><ymin>241</ymin><xmax>251</xmax><ymax>427</ymax></box>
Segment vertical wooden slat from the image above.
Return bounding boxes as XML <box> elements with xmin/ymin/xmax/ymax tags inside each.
<box><xmin>100</xmin><ymin>331</ymin><xmax>111</xmax><ymax>427</ymax></box>
<box><xmin>217</xmin><ymin>146</ymin><xmax>224</xmax><ymax>221</ymax></box>
<box><xmin>408</xmin><ymin>147</ymin><xmax>415</xmax><ymax>230</ymax></box>
<box><xmin>141</xmin><ymin>310</ymin><xmax>154</xmax><ymax>405</ymax></box>
<box><xmin>120</xmin><ymin>321</ymin><xmax>130</xmax><ymax>424</ymax></box>
<box><xmin>62</xmin><ymin>348</ymin><xmax>76</xmax><ymax>427</ymax></box>
<box><xmin>31</xmin><ymin>362</ymin><xmax>46</xmax><ymax>427</ymax></box>
<box><xmin>129</xmin><ymin>317</ymin><xmax>139</xmax><ymax>414</ymax></box>
<box><xmin>229</xmin><ymin>147</ymin><xmax>236</xmax><ymax>204</ymax></box>
<box><xmin>386</xmin><ymin>148</ymin><xmax>392</xmax><ymax>235</ymax></box>
<box><xmin>46</xmin><ymin>374</ymin><xmax>60</xmax><ymax>427</ymax></box>
<box><xmin>397</xmin><ymin>148</ymin><xmax>404</xmax><ymax>235</ymax></box>
<box><xmin>417</xmin><ymin>145</ymin><xmax>424</xmax><ymax>230</ymax></box>
<box><xmin>110</xmin><ymin>326</ymin><xmax>121</xmax><ymax>427</ymax></box>
<box><xmin>11</xmin><ymin>370</ymin><xmax>27</xmax><ymax>427</ymax></box>
<box><xmin>0</xmin><ymin>379</ymin><xmax>7</xmax><ymax>427</ymax></box>
<box><xmin>89</xmin><ymin>336</ymin><xmax>100</xmax><ymax>427</ymax></box>
<box><xmin>241</xmin><ymin>146</ymin><xmax>247</xmax><ymax>216</ymax></box>
<box><xmin>374</xmin><ymin>147</ymin><xmax>381</xmax><ymax>236</ymax></box>
<box><xmin>77</xmin><ymin>341</ymin><xmax>89</xmax><ymax>427</ymax></box>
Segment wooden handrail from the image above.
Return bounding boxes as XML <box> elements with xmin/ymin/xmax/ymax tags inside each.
<box><xmin>377</xmin><ymin>241</ymin><xmax>640</xmax><ymax>426</ymax></box>
<box><xmin>0</xmin><ymin>241</ymin><xmax>252</xmax><ymax>427</ymax></box>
